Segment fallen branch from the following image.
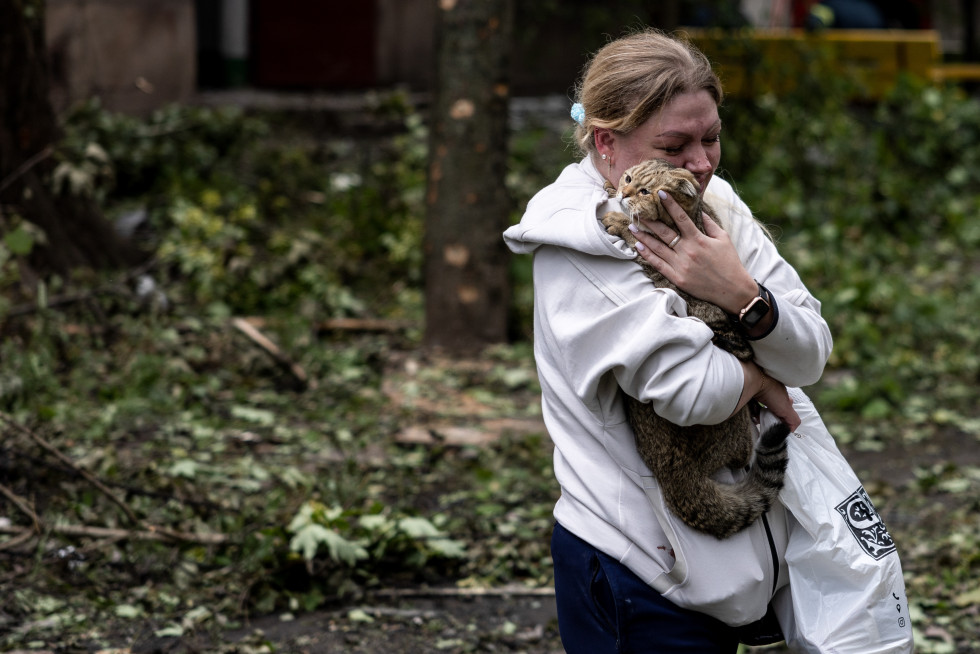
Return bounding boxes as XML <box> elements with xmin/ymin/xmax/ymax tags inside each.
<box><xmin>0</xmin><ymin>529</ymin><xmax>36</xmax><ymax>553</ymax></box>
<box><xmin>0</xmin><ymin>481</ymin><xmax>40</xmax><ymax>529</ymax></box>
<box><xmin>3</xmin><ymin>258</ymin><xmax>159</xmax><ymax>320</ymax></box>
<box><xmin>3</xmin><ymin>443</ymin><xmax>229</xmax><ymax>513</ymax></box>
<box><xmin>0</xmin><ymin>145</ymin><xmax>54</xmax><ymax>194</ymax></box>
<box><xmin>232</xmin><ymin>317</ymin><xmax>312</xmax><ymax>390</ymax></box>
<box><xmin>0</xmin><ymin>523</ymin><xmax>227</xmax><ymax>545</ymax></box>
<box><xmin>0</xmin><ymin>411</ymin><xmax>138</xmax><ymax>524</ymax></box>
<box><xmin>317</xmin><ymin>317</ymin><xmax>413</xmax><ymax>333</ymax></box>
<box><xmin>4</xmin><ymin>288</ymin><xmax>122</xmax><ymax>319</ymax></box>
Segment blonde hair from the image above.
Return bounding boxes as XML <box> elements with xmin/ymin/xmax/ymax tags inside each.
<box><xmin>573</xmin><ymin>29</ymin><xmax>723</xmax><ymax>157</ymax></box>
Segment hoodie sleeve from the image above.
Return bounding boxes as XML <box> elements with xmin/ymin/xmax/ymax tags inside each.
<box><xmin>506</xmin><ymin>159</ymin><xmax>747</xmax><ymax>426</ymax></box>
<box><xmin>707</xmin><ymin>178</ymin><xmax>833</xmax><ymax>387</ymax></box>
<box><xmin>534</xmin><ymin>246</ymin><xmax>745</xmax><ymax>427</ymax></box>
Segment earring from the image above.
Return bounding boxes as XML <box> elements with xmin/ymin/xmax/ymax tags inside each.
<box><xmin>601</xmin><ymin>153</ymin><xmax>608</xmax><ymax>160</ymax></box>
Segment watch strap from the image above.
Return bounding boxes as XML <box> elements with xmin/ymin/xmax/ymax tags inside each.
<box><xmin>746</xmin><ymin>283</ymin><xmax>780</xmax><ymax>341</ymax></box>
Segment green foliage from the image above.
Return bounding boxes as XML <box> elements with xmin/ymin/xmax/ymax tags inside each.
<box><xmin>721</xmin><ymin>75</ymin><xmax>980</xmax><ymax>441</ymax></box>
<box><xmin>60</xmin><ymin>99</ymin><xmax>268</xmax><ymax>200</ymax></box>
<box><xmin>286</xmin><ymin>499</ymin><xmax>465</xmax><ymax>572</ymax></box>
<box><xmin>287</xmin><ymin>501</ymin><xmax>370</xmax><ymax>565</ymax></box>
<box><xmin>442</xmin><ymin>432</ymin><xmax>556</xmax><ymax>587</ymax></box>
<box><xmin>56</xmin><ymin>95</ymin><xmax>429</xmax><ymax>319</ymax></box>
<box><xmin>0</xmin><ymin>215</ymin><xmax>45</xmax><ymax>314</ymax></box>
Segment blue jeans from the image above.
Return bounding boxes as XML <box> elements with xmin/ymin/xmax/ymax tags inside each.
<box><xmin>551</xmin><ymin>522</ymin><xmax>740</xmax><ymax>653</ymax></box>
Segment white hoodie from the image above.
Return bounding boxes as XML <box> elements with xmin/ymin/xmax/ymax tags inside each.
<box><xmin>503</xmin><ymin>156</ymin><xmax>833</xmax><ymax>626</ymax></box>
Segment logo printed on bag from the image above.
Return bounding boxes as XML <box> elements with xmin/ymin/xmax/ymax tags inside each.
<box><xmin>835</xmin><ymin>486</ymin><xmax>896</xmax><ymax>560</ymax></box>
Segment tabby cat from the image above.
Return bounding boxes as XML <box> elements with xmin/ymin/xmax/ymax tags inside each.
<box><xmin>601</xmin><ymin>158</ymin><xmax>790</xmax><ymax>540</ymax></box>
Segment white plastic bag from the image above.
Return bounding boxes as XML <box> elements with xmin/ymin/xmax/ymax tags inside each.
<box><xmin>767</xmin><ymin>388</ymin><xmax>914</xmax><ymax>653</ymax></box>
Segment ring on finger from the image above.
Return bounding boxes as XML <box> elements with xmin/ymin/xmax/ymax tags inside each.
<box><xmin>667</xmin><ymin>234</ymin><xmax>681</xmax><ymax>249</ymax></box>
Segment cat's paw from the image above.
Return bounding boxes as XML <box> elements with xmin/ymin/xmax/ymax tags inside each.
<box><xmin>600</xmin><ymin>211</ymin><xmax>633</xmax><ymax>240</ymax></box>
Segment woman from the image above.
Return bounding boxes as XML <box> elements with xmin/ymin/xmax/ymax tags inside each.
<box><xmin>503</xmin><ymin>29</ymin><xmax>833</xmax><ymax>652</ymax></box>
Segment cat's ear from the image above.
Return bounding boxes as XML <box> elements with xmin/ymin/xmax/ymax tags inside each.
<box><xmin>668</xmin><ymin>170</ymin><xmax>699</xmax><ymax>198</ymax></box>
<box><xmin>678</xmin><ymin>179</ymin><xmax>698</xmax><ymax>197</ymax></box>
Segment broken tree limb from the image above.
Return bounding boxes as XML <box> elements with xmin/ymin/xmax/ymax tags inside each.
<box><xmin>0</xmin><ymin>411</ymin><xmax>139</xmax><ymax>524</ymax></box>
<box><xmin>0</xmin><ymin>145</ymin><xmax>54</xmax><ymax>194</ymax></box>
<box><xmin>0</xmin><ymin>523</ymin><xmax>228</xmax><ymax>545</ymax></box>
<box><xmin>0</xmin><ymin>481</ymin><xmax>40</xmax><ymax>529</ymax></box>
<box><xmin>0</xmin><ymin>528</ymin><xmax>37</xmax><ymax>552</ymax></box>
<box><xmin>316</xmin><ymin>317</ymin><xmax>413</xmax><ymax>333</ymax></box>
<box><xmin>3</xmin><ymin>257</ymin><xmax>159</xmax><ymax>320</ymax></box>
<box><xmin>232</xmin><ymin>317</ymin><xmax>312</xmax><ymax>390</ymax></box>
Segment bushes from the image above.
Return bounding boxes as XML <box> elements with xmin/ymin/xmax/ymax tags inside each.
<box><xmin>54</xmin><ymin>96</ymin><xmax>429</xmax><ymax>319</ymax></box>
<box><xmin>717</xmin><ymin>76</ymin><xmax>980</xmax><ymax>438</ymax></box>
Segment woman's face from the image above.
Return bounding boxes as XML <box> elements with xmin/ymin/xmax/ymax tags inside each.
<box><xmin>596</xmin><ymin>89</ymin><xmax>721</xmax><ymax>194</ymax></box>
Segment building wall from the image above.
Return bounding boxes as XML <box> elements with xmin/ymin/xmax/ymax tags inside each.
<box><xmin>46</xmin><ymin>0</ymin><xmax>196</xmax><ymax>115</ymax></box>
<box><xmin>250</xmin><ymin>0</ymin><xmax>378</xmax><ymax>89</ymax></box>
<box><xmin>376</xmin><ymin>0</ymin><xmax>436</xmax><ymax>90</ymax></box>
<box><xmin>43</xmin><ymin>0</ymin><xmax>977</xmax><ymax>118</ymax></box>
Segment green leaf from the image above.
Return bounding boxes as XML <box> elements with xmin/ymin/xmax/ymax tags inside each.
<box><xmin>937</xmin><ymin>477</ymin><xmax>971</xmax><ymax>494</ymax></box>
<box><xmin>397</xmin><ymin>516</ymin><xmax>443</xmax><ymax>539</ymax></box>
<box><xmin>155</xmin><ymin>624</ymin><xmax>185</xmax><ymax>638</ymax></box>
<box><xmin>182</xmin><ymin>605</ymin><xmax>212</xmax><ymax>625</ymax></box>
<box><xmin>359</xmin><ymin>514</ymin><xmax>390</xmax><ymax>531</ymax></box>
<box><xmin>954</xmin><ymin>586</ymin><xmax>980</xmax><ymax>607</ymax></box>
<box><xmin>114</xmin><ymin>604</ymin><xmax>144</xmax><ymax>618</ymax></box>
<box><xmin>289</xmin><ymin>524</ymin><xmax>368</xmax><ymax>565</ymax></box>
<box><xmin>4</xmin><ymin>226</ymin><xmax>34</xmax><ymax>256</ymax></box>
<box><xmin>861</xmin><ymin>398</ymin><xmax>892</xmax><ymax>420</ymax></box>
<box><xmin>436</xmin><ymin>639</ymin><xmax>465</xmax><ymax>650</ymax></box>
<box><xmin>169</xmin><ymin>459</ymin><xmax>199</xmax><ymax>479</ymax></box>
<box><xmin>348</xmin><ymin>608</ymin><xmax>375</xmax><ymax>623</ymax></box>
<box><xmin>429</xmin><ymin>538</ymin><xmax>467</xmax><ymax>559</ymax></box>
<box><xmin>231</xmin><ymin>405</ymin><xmax>276</xmax><ymax>425</ymax></box>
<box><xmin>397</xmin><ymin>517</ymin><xmax>466</xmax><ymax>558</ymax></box>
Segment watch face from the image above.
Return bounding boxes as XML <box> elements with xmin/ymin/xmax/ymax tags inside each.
<box><xmin>741</xmin><ymin>297</ymin><xmax>770</xmax><ymax>328</ymax></box>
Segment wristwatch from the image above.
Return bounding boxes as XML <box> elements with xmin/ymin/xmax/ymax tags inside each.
<box><xmin>736</xmin><ymin>282</ymin><xmax>772</xmax><ymax>329</ymax></box>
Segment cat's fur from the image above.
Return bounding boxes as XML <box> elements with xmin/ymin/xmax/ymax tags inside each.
<box><xmin>601</xmin><ymin>158</ymin><xmax>789</xmax><ymax>540</ymax></box>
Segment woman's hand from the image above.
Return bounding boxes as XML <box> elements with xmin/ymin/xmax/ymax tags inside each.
<box><xmin>736</xmin><ymin>361</ymin><xmax>800</xmax><ymax>431</ymax></box>
<box><xmin>628</xmin><ymin>190</ymin><xmax>757</xmax><ymax>315</ymax></box>
<box><xmin>755</xmin><ymin>375</ymin><xmax>801</xmax><ymax>432</ymax></box>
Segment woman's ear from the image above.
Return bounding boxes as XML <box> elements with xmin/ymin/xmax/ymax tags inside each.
<box><xmin>594</xmin><ymin>127</ymin><xmax>615</xmax><ymax>159</ymax></box>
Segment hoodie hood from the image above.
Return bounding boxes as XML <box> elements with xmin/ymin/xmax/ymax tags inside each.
<box><xmin>503</xmin><ymin>157</ymin><xmax>634</xmax><ymax>259</ymax></box>
<box><xmin>504</xmin><ymin>156</ymin><xmax>736</xmax><ymax>259</ymax></box>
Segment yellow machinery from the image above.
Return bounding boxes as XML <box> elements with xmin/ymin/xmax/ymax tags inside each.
<box><xmin>682</xmin><ymin>28</ymin><xmax>978</xmax><ymax>98</ymax></box>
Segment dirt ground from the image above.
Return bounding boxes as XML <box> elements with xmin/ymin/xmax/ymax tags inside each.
<box><xmin>176</xmin><ymin>427</ymin><xmax>978</xmax><ymax>654</ymax></box>
<box><xmin>216</xmin><ymin>589</ymin><xmax>564</xmax><ymax>654</ymax></box>
<box><xmin>127</xmin><ymin>350</ymin><xmax>980</xmax><ymax>654</ymax></box>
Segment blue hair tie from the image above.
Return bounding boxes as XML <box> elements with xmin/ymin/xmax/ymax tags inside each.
<box><xmin>570</xmin><ymin>102</ymin><xmax>585</xmax><ymax>126</ymax></box>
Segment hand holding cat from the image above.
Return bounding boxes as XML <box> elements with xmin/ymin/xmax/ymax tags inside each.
<box><xmin>629</xmin><ymin>190</ymin><xmax>758</xmax><ymax>315</ymax></box>
<box><xmin>736</xmin><ymin>361</ymin><xmax>801</xmax><ymax>431</ymax></box>
<box><xmin>756</xmin><ymin>374</ymin><xmax>801</xmax><ymax>432</ymax></box>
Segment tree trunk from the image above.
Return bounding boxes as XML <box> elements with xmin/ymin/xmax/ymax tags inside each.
<box><xmin>423</xmin><ymin>0</ymin><xmax>514</xmax><ymax>353</ymax></box>
<box><xmin>0</xmin><ymin>0</ymin><xmax>132</xmax><ymax>280</ymax></box>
